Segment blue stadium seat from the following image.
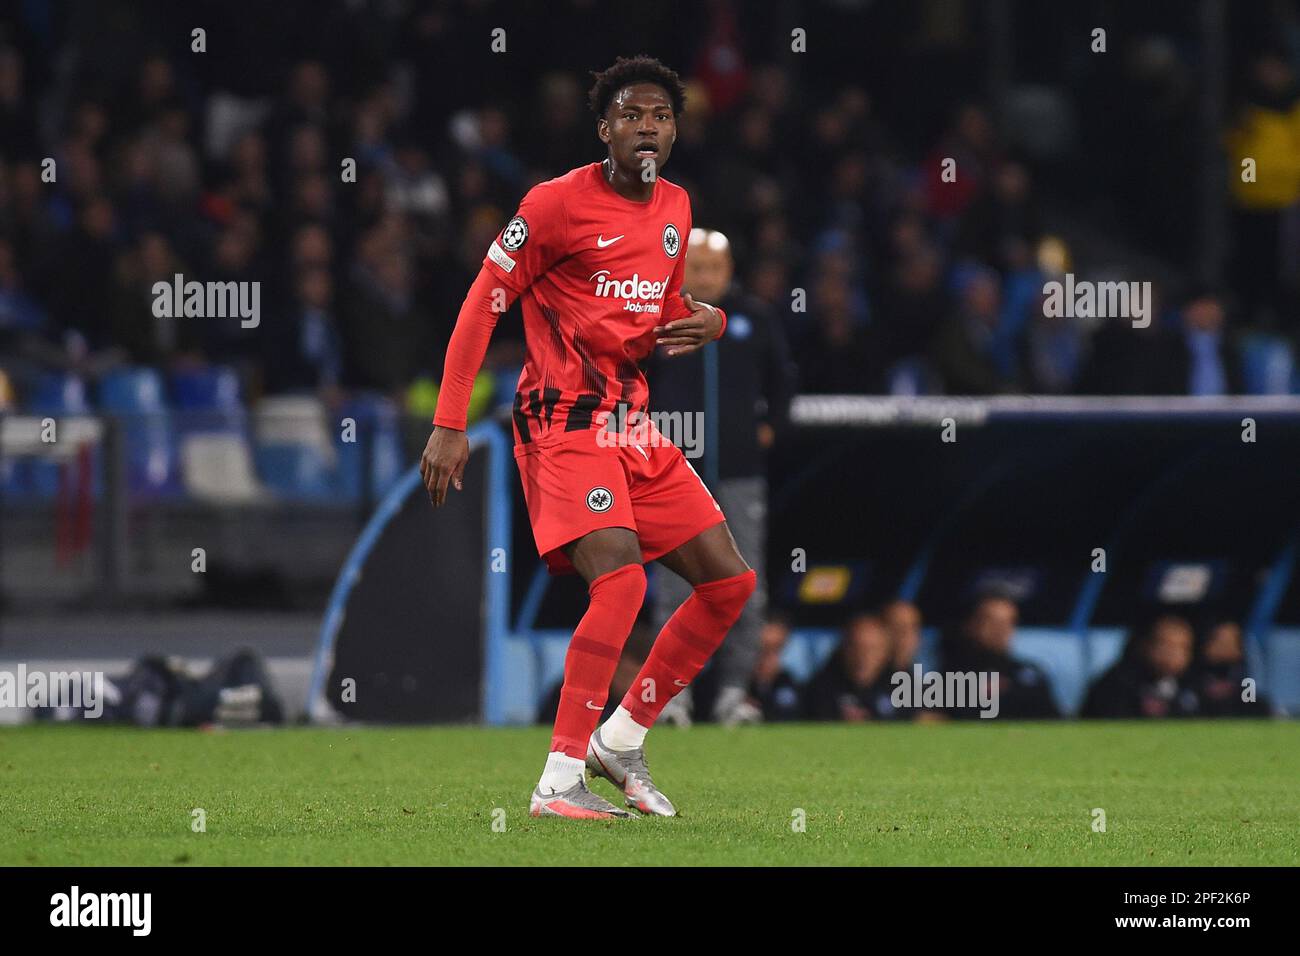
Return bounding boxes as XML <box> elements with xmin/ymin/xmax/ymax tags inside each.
<box><xmin>170</xmin><ymin>366</ymin><xmax>241</xmax><ymax>410</ymax></box>
<box><xmin>170</xmin><ymin>366</ymin><xmax>246</xmax><ymax>438</ymax></box>
<box><xmin>2</xmin><ymin>457</ymin><xmax>34</xmax><ymax>500</ymax></box>
<box><xmin>256</xmin><ymin>444</ymin><xmax>334</xmax><ymax>499</ymax></box>
<box><xmin>31</xmin><ymin>372</ymin><xmax>90</xmax><ymax>415</ymax></box>
<box><xmin>20</xmin><ymin>374</ymin><xmax>95</xmax><ymax>501</ymax></box>
<box><xmin>253</xmin><ymin>395</ymin><xmax>338</xmax><ymax>501</ymax></box>
<box><xmin>335</xmin><ymin>393</ymin><xmax>403</xmax><ymax>503</ymax></box>
<box><xmin>99</xmin><ymin>368</ymin><xmax>165</xmax><ymax>413</ymax></box>
<box><xmin>98</xmin><ymin>367</ymin><xmax>181</xmax><ymax>499</ymax></box>
<box><xmin>1239</xmin><ymin>334</ymin><xmax>1295</xmax><ymax>396</ymax></box>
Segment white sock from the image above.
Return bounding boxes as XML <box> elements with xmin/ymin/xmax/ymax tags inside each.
<box><xmin>599</xmin><ymin>706</ymin><xmax>650</xmax><ymax>752</ymax></box>
<box><xmin>537</xmin><ymin>752</ymin><xmax>584</xmax><ymax>794</ymax></box>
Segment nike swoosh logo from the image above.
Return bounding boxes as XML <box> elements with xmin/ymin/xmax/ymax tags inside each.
<box><xmin>596</xmin><ymin>234</ymin><xmax>624</xmax><ymax>248</ymax></box>
<box><xmin>674</xmin><ymin>680</ymin><xmax>689</xmax><ymax>687</ymax></box>
<box><xmin>585</xmin><ymin>700</ymin><xmax>602</xmax><ymax>710</ymax></box>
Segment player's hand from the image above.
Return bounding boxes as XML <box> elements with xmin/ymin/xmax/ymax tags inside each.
<box><xmin>421</xmin><ymin>426</ymin><xmax>469</xmax><ymax>508</ymax></box>
<box><xmin>654</xmin><ymin>292</ymin><xmax>722</xmax><ymax>357</ymax></box>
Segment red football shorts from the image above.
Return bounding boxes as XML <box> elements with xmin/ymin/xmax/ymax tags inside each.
<box><xmin>514</xmin><ymin>421</ymin><xmax>727</xmax><ymax>574</ymax></box>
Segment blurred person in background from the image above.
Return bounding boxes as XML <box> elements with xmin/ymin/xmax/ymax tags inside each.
<box><xmin>1021</xmin><ymin>295</ymin><xmax>1088</xmax><ymax>394</ymax></box>
<box><xmin>1082</xmin><ymin>614</ymin><xmax>1201</xmax><ymax>718</ymax></box>
<box><xmin>1082</xmin><ymin>286</ymin><xmax>1240</xmax><ymax>396</ymax></box>
<box><xmin>941</xmin><ymin>593</ymin><xmax>1060</xmax><ymax>719</ymax></box>
<box><xmin>931</xmin><ymin>264</ymin><xmax>1017</xmax><ymax>394</ymax></box>
<box><xmin>923</xmin><ymin>103</ymin><xmax>1000</xmax><ymax>227</ymax></box>
<box><xmin>803</xmin><ymin>613</ymin><xmax>905</xmax><ymax>721</ymax></box>
<box><xmin>339</xmin><ymin>217</ymin><xmax>435</xmax><ymax>396</ymax></box>
<box><xmin>1177</xmin><ymin>289</ymin><xmax>1241</xmax><ymax>396</ymax></box>
<box><xmin>264</xmin><ymin>264</ymin><xmax>342</xmax><ymax>398</ymax></box>
<box><xmin>871</xmin><ymin>241</ymin><xmax>949</xmax><ymax>388</ymax></box>
<box><xmin>1191</xmin><ymin>619</ymin><xmax>1271</xmax><ymax>718</ymax></box>
<box><xmin>649</xmin><ymin>226</ymin><xmax>796</xmax><ymax>727</ymax></box>
<box><xmin>882</xmin><ymin>599</ymin><xmax>948</xmax><ymax>722</ymax></box>
<box><xmin>796</xmin><ymin>263</ymin><xmax>877</xmax><ymax>393</ymax></box>
<box><xmin>747</xmin><ymin>616</ymin><xmax>802</xmax><ymax>722</ymax></box>
<box><xmin>108</xmin><ymin>230</ymin><xmax>194</xmax><ymax>366</ymax></box>
<box><xmin>688</xmin><ymin>613</ymin><xmax>802</xmax><ymax>723</ymax></box>
<box><xmin>1224</xmin><ymin>48</ymin><xmax>1300</xmax><ymax>330</ymax></box>
<box><xmin>882</xmin><ymin>599</ymin><xmax>923</xmax><ymax>671</ymax></box>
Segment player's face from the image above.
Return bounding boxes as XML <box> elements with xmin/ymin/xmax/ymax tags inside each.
<box><xmin>599</xmin><ymin>83</ymin><xmax>676</xmax><ymax>175</ymax></box>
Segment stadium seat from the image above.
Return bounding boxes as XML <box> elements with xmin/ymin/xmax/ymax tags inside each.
<box><xmin>179</xmin><ymin>432</ymin><xmax>266</xmax><ymax>504</ymax></box>
<box><xmin>19</xmin><ymin>373</ymin><xmax>91</xmax><ymax>500</ymax></box>
<box><xmin>31</xmin><ymin>372</ymin><xmax>90</xmax><ymax>415</ymax></box>
<box><xmin>335</xmin><ymin>393</ymin><xmax>403</xmax><ymax>503</ymax></box>
<box><xmin>170</xmin><ymin>366</ymin><xmax>248</xmax><ymax>439</ymax></box>
<box><xmin>1239</xmin><ymin>334</ymin><xmax>1295</xmax><ymax>396</ymax></box>
<box><xmin>253</xmin><ymin>395</ymin><xmax>336</xmax><ymax>500</ymax></box>
<box><xmin>99</xmin><ymin>368</ymin><xmax>165</xmax><ymax>414</ymax></box>
<box><xmin>98</xmin><ymin>367</ymin><xmax>180</xmax><ymax>499</ymax></box>
<box><xmin>170</xmin><ymin>366</ymin><xmax>242</xmax><ymax>410</ymax></box>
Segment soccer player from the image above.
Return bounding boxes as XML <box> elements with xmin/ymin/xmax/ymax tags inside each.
<box><xmin>421</xmin><ymin>56</ymin><xmax>756</xmax><ymax>819</ymax></box>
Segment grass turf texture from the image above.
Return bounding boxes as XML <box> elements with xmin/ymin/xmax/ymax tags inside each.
<box><xmin>1</xmin><ymin>721</ymin><xmax>1296</xmax><ymax>866</ymax></box>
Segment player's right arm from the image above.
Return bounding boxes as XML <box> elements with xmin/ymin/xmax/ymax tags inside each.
<box><xmin>422</xmin><ymin>181</ymin><xmax>569</xmax><ymax>508</ymax></box>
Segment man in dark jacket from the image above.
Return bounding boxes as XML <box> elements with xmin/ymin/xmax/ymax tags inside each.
<box><xmin>647</xmin><ymin>227</ymin><xmax>797</xmax><ymax>725</ymax></box>
<box><xmin>803</xmin><ymin>614</ymin><xmax>905</xmax><ymax>721</ymax></box>
<box><xmin>1083</xmin><ymin>614</ymin><xmax>1201</xmax><ymax>718</ymax></box>
<box><xmin>1190</xmin><ymin>619</ymin><xmax>1270</xmax><ymax>718</ymax></box>
<box><xmin>941</xmin><ymin>593</ymin><xmax>1060</xmax><ymax>720</ymax></box>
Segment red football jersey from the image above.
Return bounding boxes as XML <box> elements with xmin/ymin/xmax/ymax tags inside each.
<box><xmin>482</xmin><ymin>162</ymin><xmax>695</xmax><ymax>444</ymax></box>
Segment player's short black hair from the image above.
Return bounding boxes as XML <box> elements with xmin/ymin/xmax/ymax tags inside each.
<box><xmin>587</xmin><ymin>55</ymin><xmax>686</xmax><ymax>118</ymax></box>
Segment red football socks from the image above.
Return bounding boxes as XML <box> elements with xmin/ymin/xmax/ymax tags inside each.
<box><xmin>621</xmin><ymin>569</ymin><xmax>757</xmax><ymax>726</ymax></box>
<box><xmin>550</xmin><ymin>563</ymin><xmax>647</xmax><ymax>758</ymax></box>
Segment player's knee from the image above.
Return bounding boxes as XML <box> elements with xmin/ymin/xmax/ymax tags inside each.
<box><xmin>692</xmin><ymin>568</ymin><xmax>756</xmax><ymax>623</ymax></box>
<box><xmin>589</xmin><ymin>562</ymin><xmax>647</xmax><ymax>609</ymax></box>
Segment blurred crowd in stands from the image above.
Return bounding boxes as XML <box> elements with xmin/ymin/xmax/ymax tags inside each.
<box><xmin>4</xmin><ymin>1</ymin><xmax>1300</xmax><ymax>424</ymax></box>
<box><xmin>541</xmin><ymin>592</ymin><xmax>1276</xmax><ymax>724</ymax></box>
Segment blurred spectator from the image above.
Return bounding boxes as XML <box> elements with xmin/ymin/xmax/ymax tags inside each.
<box><xmin>1191</xmin><ymin>619</ymin><xmax>1271</xmax><ymax>718</ymax></box>
<box><xmin>1022</xmin><ymin>306</ymin><xmax>1087</xmax><ymax>394</ymax></box>
<box><xmin>873</xmin><ymin>243</ymin><xmax>949</xmax><ymax>383</ymax></box>
<box><xmin>264</xmin><ymin>265</ymin><xmax>342</xmax><ymax>395</ymax></box>
<box><xmin>803</xmin><ymin>614</ymin><xmax>904</xmax><ymax>721</ymax></box>
<box><xmin>941</xmin><ymin>594</ymin><xmax>1060</xmax><ymax>719</ymax></box>
<box><xmin>1224</xmin><ymin>50</ymin><xmax>1300</xmax><ymax>328</ymax></box>
<box><xmin>1082</xmin><ymin>614</ymin><xmax>1201</xmax><ymax>718</ymax></box>
<box><xmin>746</xmin><ymin>617</ymin><xmax>802</xmax><ymax>723</ymax></box>
<box><xmin>931</xmin><ymin>264</ymin><xmax>1016</xmax><ymax>394</ymax></box>
<box><xmin>923</xmin><ymin>104</ymin><xmax>999</xmax><ymax>224</ymax></box>
<box><xmin>795</xmin><ymin>267</ymin><xmax>876</xmax><ymax>393</ymax></box>
<box><xmin>109</xmin><ymin>231</ymin><xmax>192</xmax><ymax>365</ymax></box>
<box><xmin>338</xmin><ymin>218</ymin><xmax>435</xmax><ymax>395</ymax></box>
<box><xmin>882</xmin><ymin>599</ymin><xmax>922</xmax><ymax>670</ymax></box>
<box><xmin>1179</xmin><ymin>290</ymin><xmax>1241</xmax><ymax>397</ymax></box>
<box><xmin>955</xmin><ymin>161</ymin><xmax>1041</xmax><ymax>273</ymax></box>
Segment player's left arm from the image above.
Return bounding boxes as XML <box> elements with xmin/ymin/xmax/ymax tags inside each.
<box><xmin>655</xmin><ymin>209</ymin><xmax>726</xmax><ymax>357</ymax></box>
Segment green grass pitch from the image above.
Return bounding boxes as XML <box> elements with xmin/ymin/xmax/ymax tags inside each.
<box><xmin>2</xmin><ymin>721</ymin><xmax>1296</xmax><ymax>866</ymax></box>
